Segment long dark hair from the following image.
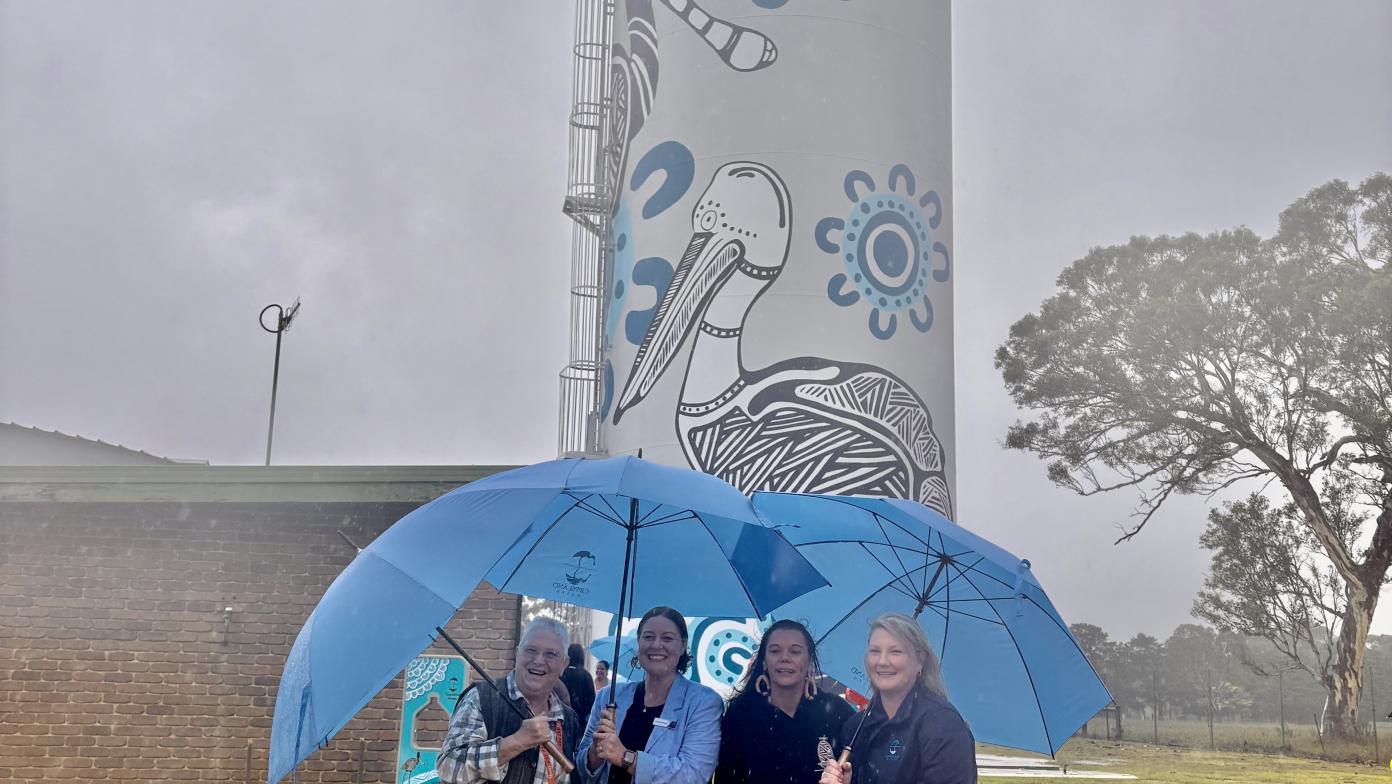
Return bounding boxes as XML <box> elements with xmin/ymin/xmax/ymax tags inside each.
<box><xmin>730</xmin><ymin>619</ymin><xmax>821</xmax><ymax>704</ymax></box>
<box><xmin>632</xmin><ymin>606</ymin><xmax>693</xmax><ymax>674</ymax></box>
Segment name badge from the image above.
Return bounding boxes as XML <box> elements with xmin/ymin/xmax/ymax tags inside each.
<box><xmin>653</xmin><ymin>717</ymin><xmax>675</xmax><ymax>729</ymax></box>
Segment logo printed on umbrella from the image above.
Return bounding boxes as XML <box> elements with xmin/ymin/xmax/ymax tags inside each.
<box><xmin>566</xmin><ymin>551</ymin><xmax>598</xmax><ymax>585</ymax></box>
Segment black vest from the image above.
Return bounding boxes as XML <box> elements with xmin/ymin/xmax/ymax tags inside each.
<box><xmin>470</xmin><ymin>677</ymin><xmax>582</xmax><ymax>784</ymax></box>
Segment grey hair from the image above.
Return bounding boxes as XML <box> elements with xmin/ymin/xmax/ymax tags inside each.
<box><xmin>519</xmin><ymin>617</ymin><xmax>569</xmax><ymax>651</ymax></box>
<box><xmin>867</xmin><ymin>613</ymin><xmax>947</xmax><ymax>700</ymax></box>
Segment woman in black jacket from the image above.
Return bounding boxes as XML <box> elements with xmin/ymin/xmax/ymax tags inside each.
<box><xmin>716</xmin><ymin>620</ymin><xmax>855</xmax><ymax>784</ymax></box>
<box><xmin>819</xmin><ymin>614</ymin><xmax>975</xmax><ymax>784</ymax></box>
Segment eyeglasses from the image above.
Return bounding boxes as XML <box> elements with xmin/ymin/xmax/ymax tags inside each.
<box><xmin>520</xmin><ymin>646</ymin><xmax>564</xmax><ymax>663</ymax></box>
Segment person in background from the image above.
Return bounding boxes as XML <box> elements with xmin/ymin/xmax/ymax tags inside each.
<box><xmin>578</xmin><ymin>606</ymin><xmax>722</xmax><ymax>784</ymax></box>
<box><xmin>716</xmin><ymin>620</ymin><xmax>854</xmax><ymax>784</ymax></box>
<box><xmin>562</xmin><ymin>642</ymin><xmax>598</xmax><ymax>724</ymax></box>
<box><xmin>439</xmin><ymin>617</ymin><xmax>582</xmax><ymax>784</ymax></box>
<box><xmin>819</xmin><ymin>613</ymin><xmax>975</xmax><ymax>784</ymax></box>
<box><xmin>594</xmin><ymin>660</ymin><xmax>611</xmax><ymax>693</ymax></box>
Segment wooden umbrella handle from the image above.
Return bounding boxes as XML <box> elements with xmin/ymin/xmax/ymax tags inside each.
<box><xmin>546</xmin><ymin>740</ymin><xmax>575</xmax><ymax>774</ymax></box>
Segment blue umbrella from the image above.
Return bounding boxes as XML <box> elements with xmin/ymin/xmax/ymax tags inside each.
<box><xmin>269</xmin><ymin>456</ymin><xmax>826</xmax><ymax>783</ymax></box>
<box><xmin>751</xmin><ymin>492</ymin><xmax>1112</xmax><ymax>756</ymax></box>
<box><xmin>587</xmin><ymin>634</ymin><xmax>639</xmax><ymax>681</ymax></box>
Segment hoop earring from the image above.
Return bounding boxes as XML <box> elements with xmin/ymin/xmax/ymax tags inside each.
<box><xmin>804</xmin><ymin>675</ymin><xmax>817</xmax><ymax>700</ymax></box>
<box><xmin>754</xmin><ymin>674</ymin><xmax>770</xmax><ymax>696</ymax></box>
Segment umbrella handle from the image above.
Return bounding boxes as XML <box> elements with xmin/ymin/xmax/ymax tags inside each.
<box><xmin>836</xmin><ymin>747</ymin><xmax>852</xmax><ymax>766</ymax></box>
<box><xmin>548</xmin><ymin>742</ymin><xmax>576</xmax><ymax>774</ymax></box>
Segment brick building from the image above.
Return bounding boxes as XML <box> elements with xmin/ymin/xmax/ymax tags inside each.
<box><xmin>0</xmin><ymin>459</ymin><xmax>521</xmax><ymax>783</ymax></box>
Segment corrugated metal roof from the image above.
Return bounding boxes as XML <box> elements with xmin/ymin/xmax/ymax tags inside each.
<box><xmin>0</xmin><ymin>422</ymin><xmax>203</xmax><ymax>466</ymax></box>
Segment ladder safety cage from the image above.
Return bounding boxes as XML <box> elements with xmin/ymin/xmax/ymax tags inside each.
<box><xmin>559</xmin><ymin>0</ymin><xmax>617</xmax><ymax>458</ymax></box>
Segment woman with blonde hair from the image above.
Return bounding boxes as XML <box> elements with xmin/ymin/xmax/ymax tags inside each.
<box><xmin>819</xmin><ymin>613</ymin><xmax>975</xmax><ymax>784</ymax></box>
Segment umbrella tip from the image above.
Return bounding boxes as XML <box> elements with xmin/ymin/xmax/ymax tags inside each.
<box><xmin>336</xmin><ymin>530</ymin><xmax>363</xmax><ymax>554</ymax></box>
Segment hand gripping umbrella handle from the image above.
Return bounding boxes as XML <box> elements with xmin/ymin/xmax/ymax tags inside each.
<box><xmin>436</xmin><ymin>627</ymin><xmax>575</xmax><ymax>773</ymax></box>
<box><xmin>835</xmin><ymin>695</ymin><xmax>873</xmax><ymax>769</ymax></box>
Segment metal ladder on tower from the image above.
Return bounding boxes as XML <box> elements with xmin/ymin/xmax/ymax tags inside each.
<box><xmin>558</xmin><ymin>0</ymin><xmax>616</xmax><ymax>458</ymax></box>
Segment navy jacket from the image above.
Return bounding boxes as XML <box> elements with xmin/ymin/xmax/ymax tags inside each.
<box><xmin>835</xmin><ymin>686</ymin><xmax>976</xmax><ymax>784</ymax></box>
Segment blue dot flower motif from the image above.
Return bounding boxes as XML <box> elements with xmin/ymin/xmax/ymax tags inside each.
<box><xmin>815</xmin><ymin>164</ymin><xmax>950</xmax><ymax>340</ymax></box>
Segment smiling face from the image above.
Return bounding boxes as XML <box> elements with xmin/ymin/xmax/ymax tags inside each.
<box><xmin>762</xmin><ymin>627</ymin><xmax>811</xmax><ymax>692</ymax></box>
<box><xmin>513</xmin><ymin>627</ymin><xmax>566</xmax><ymax>702</ymax></box>
<box><xmin>637</xmin><ymin>614</ymin><xmax>686</xmax><ymax>679</ymax></box>
<box><xmin>865</xmin><ymin>627</ymin><xmax>922</xmax><ymax>700</ymax></box>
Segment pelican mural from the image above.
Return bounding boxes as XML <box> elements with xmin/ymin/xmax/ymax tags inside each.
<box><xmin>613</xmin><ymin>162</ymin><xmax>953</xmax><ymax>515</ymax></box>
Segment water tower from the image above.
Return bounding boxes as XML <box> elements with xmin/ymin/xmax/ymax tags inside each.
<box><xmin>559</xmin><ymin>0</ymin><xmax>954</xmax><ymax>518</ymax></box>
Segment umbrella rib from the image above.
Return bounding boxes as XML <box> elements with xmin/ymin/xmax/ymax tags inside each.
<box><xmin>690</xmin><ymin>512</ymin><xmax>762</xmax><ymax>617</ymax></box>
<box><xmin>863</xmin><ymin>500</ymin><xmax>934</xmax><ymax>549</ymax></box>
<box><xmin>797</xmin><ymin>539</ymin><xmax>933</xmax><ymax>554</ymax></box>
<box><xmin>566</xmin><ymin>492</ymin><xmax>628</xmax><ymax>527</ymax></box>
<box><xmin>921</xmin><ymin>604</ymin><xmax>1006</xmax><ymax>627</ymax></box>
<box><xmin>870</xmin><ymin>511</ymin><xmax>922</xmax><ymax>598</ymax></box>
<box><xmin>939</xmin><ymin>537</ymin><xmax>951</xmax><ymax>659</ymax></box>
<box><xmin>951</xmin><ymin>558</ymin><xmax>1019</xmax><ymax>592</ymax></box>
<box><xmin>635</xmin><ymin>502</ymin><xmax>670</xmax><ymax>526</ymax></box>
<box><xmin>944</xmin><ymin>559</ymin><xmax>1056</xmax><ymax>753</ymax></box>
<box><xmin>596</xmin><ymin>494</ymin><xmax>631</xmax><ymax>527</ymax></box>
<box><xmin>638</xmin><ymin>510</ymin><xmax>698</xmax><ymax>528</ymax></box>
<box><xmin>807</xmin><ymin>570</ymin><xmax>930</xmax><ymax>645</ymax></box>
<box><xmin>853</xmin><ymin>541</ymin><xmax>924</xmax><ymax>602</ymax></box>
<box><xmin>493</xmin><ymin>495</ymin><xmax>595</xmax><ymax>589</ymax></box>
<box><xmin>926</xmin><ymin>555</ymin><xmax>987</xmax><ymax>602</ymax></box>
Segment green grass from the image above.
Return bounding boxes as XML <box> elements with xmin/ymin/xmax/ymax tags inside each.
<box><xmin>1077</xmin><ymin>718</ymin><xmax>1388</xmax><ymax>764</ymax></box>
<box><xmin>977</xmin><ymin>737</ymin><xmax>1390</xmax><ymax>783</ymax></box>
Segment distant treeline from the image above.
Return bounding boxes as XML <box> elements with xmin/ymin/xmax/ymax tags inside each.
<box><xmin>1069</xmin><ymin>622</ymin><xmax>1392</xmax><ymax>726</ymax></box>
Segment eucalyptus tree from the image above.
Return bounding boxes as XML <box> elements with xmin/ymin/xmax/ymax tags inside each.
<box><xmin>997</xmin><ymin>174</ymin><xmax>1391</xmax><ymax>737</ymax></box>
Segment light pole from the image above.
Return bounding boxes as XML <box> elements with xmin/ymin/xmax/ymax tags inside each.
<box><xmin>260</xmin><ymin>299</ymin><xmax>301</xmax><ymax>466</ymax></box>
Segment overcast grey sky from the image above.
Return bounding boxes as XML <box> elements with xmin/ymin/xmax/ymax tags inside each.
<box><xmin>2</xmin><ymin>1</ymin><xmax>1389</xmax><ymax>641</ymax></box>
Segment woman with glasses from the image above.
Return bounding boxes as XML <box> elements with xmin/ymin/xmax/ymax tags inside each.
<box><xmin>818</xmin><ymin>614</ymin><xmax>975</xmax><ymax>784</ymax></box>
<box><xmin>715</xmin><ymin>620</ymin><xmax>855</xmax><ymax>784</ymax></box>
<box><xmin>578</xmin><ymin>606</ymin><xmax>722</xmax><ymax>784</ymax></box>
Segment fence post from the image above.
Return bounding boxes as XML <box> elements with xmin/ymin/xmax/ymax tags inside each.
<box><xmin>1372</xmin><ymin>659</ymin><xmax>1379</xmax><ymax>766</ymax></box>
<box><xmin>1152</xmin><ymin>670</ymin><xmax>1159</xmax><ymax>745</ymax></box>
<box><xmin>1278</xmin><ymin>669</ymin><xmax>1287</xmax><ymax>751</ymax></box>
<box><xmin>1206</xmin><ymin>670</ymin><xmax>1216</xmax><ymax>751</ymax></box>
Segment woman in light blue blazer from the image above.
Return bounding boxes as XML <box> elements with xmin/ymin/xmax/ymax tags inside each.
<box><xmin>578</xmin><ymin>607</ymin><xmax>722</xmax><ymax>784</ymax></box>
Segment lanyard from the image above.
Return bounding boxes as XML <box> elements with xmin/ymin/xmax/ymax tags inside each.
<box><xmin>539</xmin><ymin>719</ymin><xmax>563</xmax><ymax>784</ymax></box>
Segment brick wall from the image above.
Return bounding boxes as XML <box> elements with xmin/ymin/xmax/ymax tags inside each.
<box><xmin>0</xmin><ymin>501</ymin><xmax>521</xmax><ymax>783</ymax></box>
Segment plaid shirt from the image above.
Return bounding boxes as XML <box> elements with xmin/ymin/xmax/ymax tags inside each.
<box><xmin>438</xmin><ymin>672</ymin><xmax>567</xmax><ymax>784</ymax></box>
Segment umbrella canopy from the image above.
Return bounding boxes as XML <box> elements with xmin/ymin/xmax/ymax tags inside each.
<box><xmin>482</xmin><ymin>459</ymin><xmax>825</xmax><ymax>616</ymax></box>
<box><xmin>588</xmin><ymin>633</ymin><xmax>639</xmax><ymax>681</ymax></box>
<box><xmin>269</xmin><ymin>456</ymin><xmax>826</xmax><ymax>783</ymax></box>
<box><xmin>751</xmin><ymin>492</ymin><xmax>1112</xmax><ymax>756</ymax></box>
